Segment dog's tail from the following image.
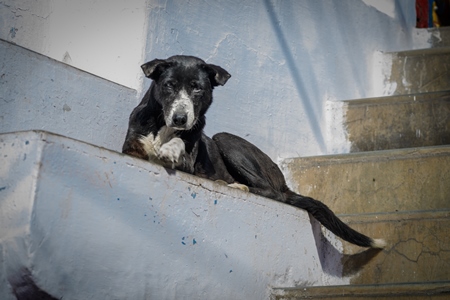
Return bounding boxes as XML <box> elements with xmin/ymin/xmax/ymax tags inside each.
<box><xmin>286</xmin><ymin>192</ymin><xmax>386</xmax><ymax>248</ymax></box>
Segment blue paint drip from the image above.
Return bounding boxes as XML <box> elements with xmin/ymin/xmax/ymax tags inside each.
<box><xmin>191</xmin><ymin>192</ymin><xmax>197</xmax><ymax>199</ymax></box>
<box><xmin>25</xmin><ymin>141</ymin><xmax>29</xmax><ymax>145</ymax></box>
<box><xmin>117</xmin><ymin>198</ymin><xmax>120</xmax><ymax>201</ymax></box>
<box><xmin>10</xmin><ymin>27</ymin><xmax>17</xmax><ymax>38</ymax></box>
<box><xmin>229</xmin><ymin>270</ymin><xmax>233</xmax><ymax>273</ymax></box>
<box><xmin>182</xmin><ymin>241</ymin><xmax>186</xmax><ymax>245</ymax></box>
<box><xmin>214</xmin><ymin>200</ymin><xmax>218</xmax><ymax>205</ymax></box>
<box><xmin>193</xmin><ymin>238</ymin><xmax>197</xmax><ymax>245</ymax></box>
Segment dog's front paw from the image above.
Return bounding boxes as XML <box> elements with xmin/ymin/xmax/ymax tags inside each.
<box><xmin>158</xmin><ymin>137</ymin><xmax>185</xmax><ymax>168</ymax></box>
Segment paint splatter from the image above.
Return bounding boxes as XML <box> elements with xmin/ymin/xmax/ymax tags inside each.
<box><xmin>181</xmin><ymin>237</ymin><xmax>186</xmax><ymax>245</ymax></box>
<box><xmin>193</xmin><ymin>239</ymin><xmax>197</xmax><ymax>245</ymax></box>
<box><xmin>191</xmin><ymin>192</ymin><xmax>197</xmax><ymax>199</ymax></box>
<box><xmin>0</xmin><ymin>187</ymin><xmax>6</xmax><ymax>192</ymax></box>
<box><xmin>214</xmin><ymin>200</ymin><xmax>218</xmax><ymax>205</ymax></box>
<box><xmin>9</xmin><ymin>27</ymin><xmax>17</xmax><ymax>38</ymax></box>
<box><xmin>229</xmin><ymin>270</ymin><xmax>233</xmax><ymax>273</ymax></box>
<box><xmin>25</xmin><ymin>141</ymin><xmax>29</xmax><ymax>145</ymax></box>
<box><xmin>117</xmin><ymin>198</ymin><xmax>120</xmax><ymax>201</ymax></box>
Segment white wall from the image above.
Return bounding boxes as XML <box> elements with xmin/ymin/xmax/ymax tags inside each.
<box><xmin>0</xmin><ymin>39</ymin><xmax>136</xmax><ymax>153</ymax></box>
<box><xmin>0</xmin><ymin>0</ymin><xmax>431</xmax><ymax>159</ymax></box>
<box><xmin>0</xmin><ymin>0</ymin><xmax>147</xmax><ymax>90</ymax></box>
<box><xmin>143</xmin><ymin>0</ymin><xmax>420</xmax><ymax>160</ymax></box>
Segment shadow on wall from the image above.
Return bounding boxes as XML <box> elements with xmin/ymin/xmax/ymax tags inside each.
<box><xmin>263</xmin><ymin>0</ymin><xmax>327</xmax><ymax>154</ymax></box>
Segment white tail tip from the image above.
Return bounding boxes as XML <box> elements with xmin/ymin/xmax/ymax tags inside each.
<box><xmin>371</xmin><ymin>238</ymin><xmax>387</xmax><ymax>249</ymax></box>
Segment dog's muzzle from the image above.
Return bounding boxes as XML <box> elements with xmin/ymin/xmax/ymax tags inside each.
<box><xmin>166</xmin><ymin>90</ymin><xmax>195</xmax><ymax>130</ymax></box>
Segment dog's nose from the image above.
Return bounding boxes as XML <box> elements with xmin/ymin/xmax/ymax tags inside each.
<box><xmin>173</xmin><ymin>113</ymin><xmax>187</xmax><ymax>127</ymax></box>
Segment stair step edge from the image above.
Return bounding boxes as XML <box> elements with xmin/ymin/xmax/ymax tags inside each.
<box><xmin>272</xmin><ymin>280</ymin><xmax>450</xmax><ymax>298</ymax></box>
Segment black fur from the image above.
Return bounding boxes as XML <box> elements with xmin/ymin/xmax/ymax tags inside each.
<box><xmin>213</xmin><ymin>132</ymin><xmax>384</xmax><ymax>248</ymax></box>
<box><xmin>122</xmin><ymin>55</ymin><xmax>234</xmax><ymax>182</ymax></box>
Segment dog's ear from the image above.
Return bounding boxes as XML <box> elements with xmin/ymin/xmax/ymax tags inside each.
<box><xmin>203</xmin><ymin>64</ymin><xmax>231</xmax><ymax>86</ymax></box>
<box><xmin>141</xmin><ymin>59</ymin><xmax>173</xmax><ymax>81</ymax></box>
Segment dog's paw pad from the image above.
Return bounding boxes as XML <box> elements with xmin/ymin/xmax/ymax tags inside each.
<box><xmin>227</xmin><ymin>183</ymin><xmax>249</xmax><ymax>192</ymax></box>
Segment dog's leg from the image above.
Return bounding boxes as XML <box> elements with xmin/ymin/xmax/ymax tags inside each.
<box><xmin>158</xmin><ymin>137</ymin><xmax>185</xmax><ymax>168</ymax></box>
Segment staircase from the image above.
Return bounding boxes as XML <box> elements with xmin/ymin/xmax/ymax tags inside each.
<box><xmin>1</xmin><ymin>30</ymin><xmax>450</xmax><ymax>299</ymax></box>
<box><xmin>0</xmin><ymin>39</ymin><xmax>348</xmax><ymax>299</ymax></box>
<box><xmin>275</xmin><ymin>29</ymin><xmax>450</xmax><ymax>299</ymax></box>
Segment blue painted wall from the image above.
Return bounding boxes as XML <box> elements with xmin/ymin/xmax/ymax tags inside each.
<box><xmin>143</xmin><ymin>0</ymin><xmax>417</xmax><ymax>160</ymax></box>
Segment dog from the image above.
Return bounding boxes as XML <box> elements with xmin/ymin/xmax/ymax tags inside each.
<box><xmin>122</xmin><ymin>55</ymin><xmax>385</xmax><ymax>249</ymax></box>
<box><xmin>122</xmin><ymin>55</ymin><xmax>236</xmax><ymax>185</ymax></box>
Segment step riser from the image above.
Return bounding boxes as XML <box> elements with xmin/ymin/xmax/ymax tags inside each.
<box><xmin>342</xmin><ymin>92</ymin><xmax>450</xmax><ymax>152</ymax></box>
<box><xmin>386</xmin><ymin>49</ymin><xmax>450</xmax><ymax>95</ymax></box>
<box><xmin>282</xmin><ymin>146</ymin><xmax>450</xmax><ymax>215</ymax></box>
<box><xmin>340</xmin><ymin>211</ymin><xmax>450</xmax><ymax>284</ymax></box>
<box><xmin>272</xmin><ymin>281</ymin><xmax>450</xmax><ymax>300</ymax></box>
<box><xmin>429</xmin><ymin>27</ymin><xmax>450</xmax><ymax>48</ymax></box>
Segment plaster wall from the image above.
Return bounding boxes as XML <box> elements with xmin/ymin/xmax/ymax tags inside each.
<box><xmin>0</xmin><ymin>39</ymin><xmax>136</xmax><ymax>153</ymax></box>
<box><xmin>0</xmin><ymin>131</ymin><xmax>346</xmax><ymax>299</ymax></box>
<box><xmin>143</xmin><ymin>0</ymin><xmax>420</xmax><ymax>160</ymax></box>
<box><xmin>0</xmin><ymin>0</ymin><xmax>147</xmax><ymax>90</ymax></box>
<box><xmin>0</xmin><ymin>0</ymin><xmax>428</xmax><ymax>160</ymax></box>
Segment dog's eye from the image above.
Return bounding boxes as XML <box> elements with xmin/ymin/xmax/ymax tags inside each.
<box><xmin>191</xmin><ymin>82</ymin><xmax>202</xmax><ymax>93</ymax></box>
<box><xmin>164</xmin><ymin>82</ymin><xmax>175</xmax><ymax>90</ymax></box>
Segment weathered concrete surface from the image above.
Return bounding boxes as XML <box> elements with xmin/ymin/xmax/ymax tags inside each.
<box><xmin>281</xmin><ymin>146</ymin><xmax>450</xmax><ymax>215</ymax></box>
<box><xmin>429</xmin><ymin>27</ymin><xmax>450</xmax><ymax>48</ymax></box>
<box><xmin>272</xmin><ymin>281</ymin><xmax>450</xmax><ymax>300</ymax></box>
<box><xmin>0</xmin><ymin>38</ymin><xmax>137</xmax><ymax>153</ymax></box>
<box><xmin>386</xmin><ymin>47</ymin><xmax>450</xmax><ymax>95</ymax></box>
<box><xmin>0</xmin><ymin>131</ymin><xmax>348</xmax><ymax>300</ymax></box>
<box><xmin>342</xmin><ymin>91</ymin><xmax>450</xmax><ymax>152</ymax></box>
<box><xmin>339</xmin><ymin>210</ymin><xmax>450</xmax><ymax>285</ymax></box>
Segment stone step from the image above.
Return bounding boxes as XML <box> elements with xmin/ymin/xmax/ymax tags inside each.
<box><xmin>272</xmin><ymin>281</ymin><xmax>450</xmax><ymax>300</ymax></box>
<box><xmin>338</xmin><ymin>210</ymin><xmax>450</xmax><ymax>284</ymax></box>
<box><xmin>385</xmin><ymin>47</ymin><xmax>450</xmax><ymax>95</ymax></box>
<box><xmin>341</xmin><ymin>90</ymin><xmax>450</xmax><ymax>152</ymax></box>
<box><xmin>429</xmin><ymin>27</ymin><xmax>450</xmax><ymax>48</ymax></box>
<box><xmin>281</xmin><ymin>145</ymin><xmax>450</xmax><ymax>215</ymax></box>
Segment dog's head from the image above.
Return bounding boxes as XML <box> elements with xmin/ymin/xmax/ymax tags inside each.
<box><xmin>141</xmin><ymin>55</ymin><xmax>231</xmax><ymax>130</ymax></box>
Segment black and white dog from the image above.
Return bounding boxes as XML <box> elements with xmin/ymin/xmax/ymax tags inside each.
<box><xmin>122</xmin><ymin>55</ymin><xmax>386</xmax><ymax>249</ymax></box>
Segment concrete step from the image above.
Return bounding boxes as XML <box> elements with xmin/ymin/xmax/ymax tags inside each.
<box><xmin>429</xmin><ymin>27</ymin><xmax>450</xmax><ymax>48</ymax></box>
<box><xmin>0</xmin><ymin>38</ymin><xmax>136</xmax><ymax>153</ymax></box>
<box><xmin>338</xmin><ymin>210</ymin><xmax>450</xmax><ymax>284</ymax></box>
<box><xmin>342</xmin><ymin>90</ymin><xmax>450</xmax><ymax>152</ymax></box>
<box><xmin>281</xmin><ymin>145</ymin><xmax>450</xmax><ymax>215</ymax></box>
<box><xmin>385</xmin><ymin>47</ymin><xmax>450</xmax><ymax>95</ymax></box>
<box><xmin>0</xmin><ymin>130</ymin><xmax>351</xmax><ymax>300</ymax></box>
<box><xmin>272</xmin><ymin>281</ymin><xmax>450</xmax><ymax>300</ymax></box>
